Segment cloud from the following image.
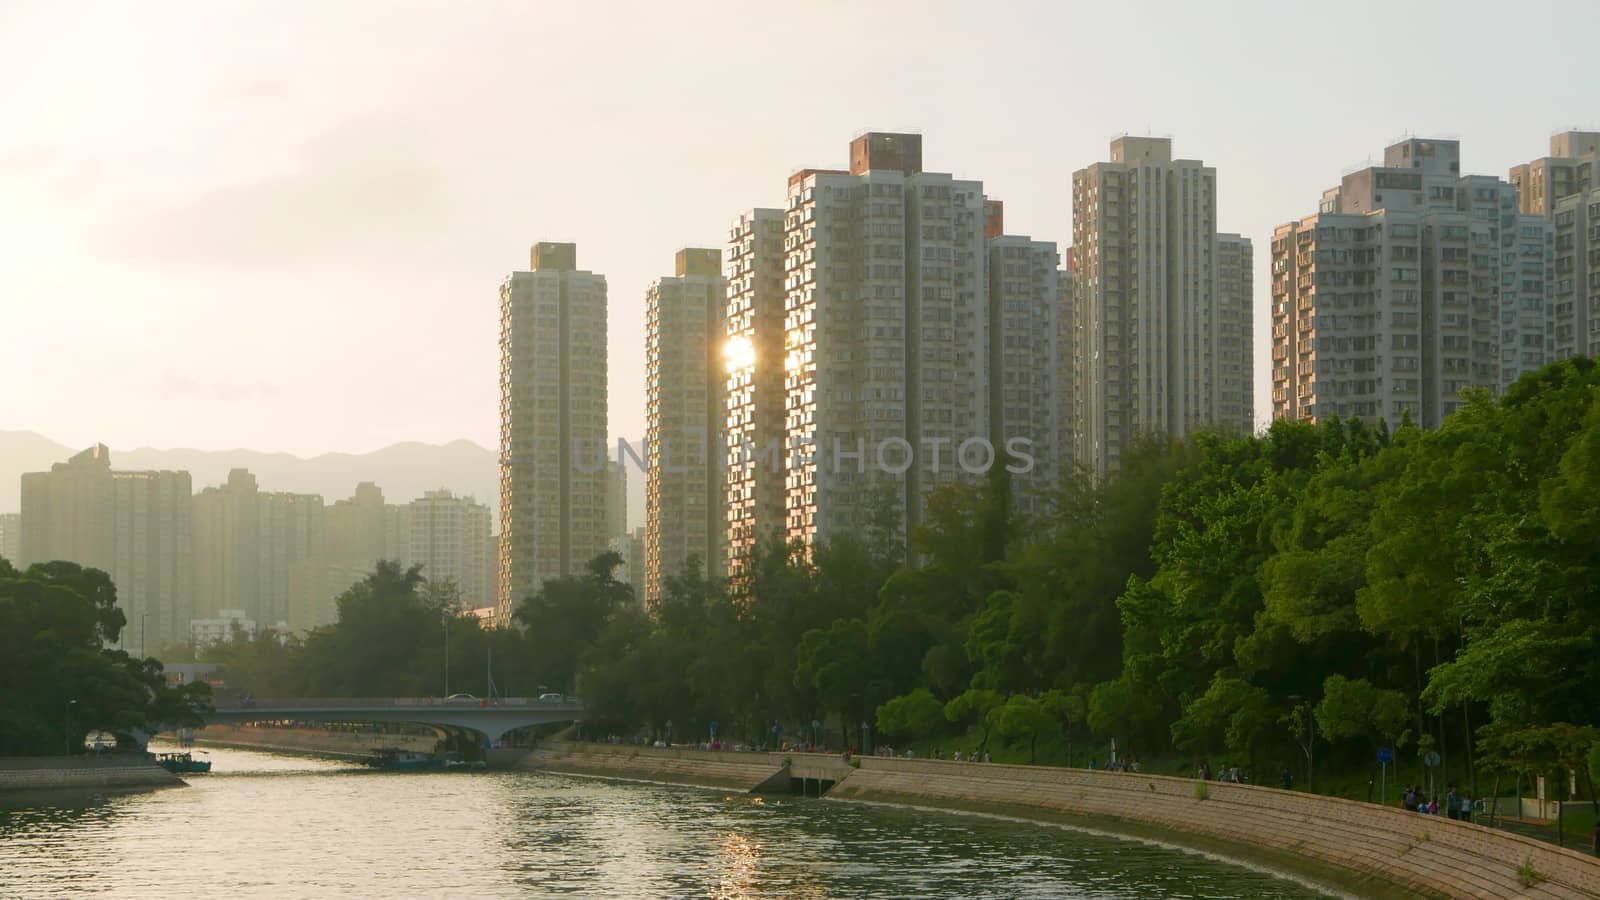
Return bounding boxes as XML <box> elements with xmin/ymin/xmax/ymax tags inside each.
<box><xmin>89</xmin><ymin>116</ymin><xmax>453</xmax><ymax>266</ymax></box>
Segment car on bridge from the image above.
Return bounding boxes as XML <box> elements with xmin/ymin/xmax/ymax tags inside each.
<box><xmin>537</xmin><ymin>692</ymin><xmax>564</xmax><ymax>703</ymax></box>
<box><xmin>443</xmin><ymin>693</ymin><xmax>479</xmax><ymax>704</ymax></box>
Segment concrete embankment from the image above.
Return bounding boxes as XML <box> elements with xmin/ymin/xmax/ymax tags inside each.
<box><xmin>524</xmin><ymin>742</ymin><xmax>1600</xmax><ymax>899</ymax></box>
<box><xmin>832</xmin><ymin>758</ymin><xmax>1600</xmax><ymax>900</ymax></box>
<box><xmin>192</xmin><ymin>724</ymin><xmax>435</xmax><ymax>760</ymax></box>
<box><xmin>519</xmin><ymin>741</ymin><xmax>793</xmax><ymax>792</ymax></box>
<box><xmin>0</xmin><ymin>754</ymin><xmax>182</xmax><ymax>795</ymax></box>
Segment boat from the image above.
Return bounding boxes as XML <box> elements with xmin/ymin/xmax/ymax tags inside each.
<box><xmin>442</xmin><ymin>751</ymin><xmax>488</xmax><ymax>771</ymax></box>
<box><xmin>364</xmin><ymin>747</ymin><xmax>443</xmax><ymax>771</ymax></box>
<box><xmin>156</xmin><ymin>751</ymin><xmax>212</xmax><ymax>774</ymax></box>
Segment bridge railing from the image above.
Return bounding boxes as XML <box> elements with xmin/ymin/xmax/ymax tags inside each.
<box><xmin>209</xmin><ymin>697</ymin><xmax>583</xmax><ymax>711</ymax></box>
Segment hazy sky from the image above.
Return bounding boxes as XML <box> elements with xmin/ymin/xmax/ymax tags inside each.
<box><xmin>3</xmin><ymin>0</ymin><xmax>1596</xmax><ymax>459</ymax></box>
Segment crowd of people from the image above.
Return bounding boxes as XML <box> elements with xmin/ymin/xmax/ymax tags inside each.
<box><xmin>1404</xmin><ymin>784</ymin><xmax>1474</xmax><ymax>820</ymax></box>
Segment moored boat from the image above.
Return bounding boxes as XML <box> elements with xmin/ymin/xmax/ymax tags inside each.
<box><xmin>156</xmin><ymin>751</ymin><xmax>212</xmax><ymax>774</ymax></box>
<box><xmin>364</xmin><ymin>747</ymin><xmax>443</xmax><ymax>771</ymax></box>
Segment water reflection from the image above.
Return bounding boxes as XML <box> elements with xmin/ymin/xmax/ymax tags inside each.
<box><xmin>0</xmin><ymin>746</ymin><xmax>1332</xmax><ymax>899</ymax></box>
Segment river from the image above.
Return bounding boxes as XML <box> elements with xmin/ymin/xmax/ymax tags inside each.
<box><xmin>0</xmin><ymin>745</ymin><xmax>1333</xmax><ymax>898</ymax></box>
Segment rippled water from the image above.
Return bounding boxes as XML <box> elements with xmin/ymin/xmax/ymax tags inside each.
<box><xmin>0</xmin><ymin>745</ymin><xmax>1331</xmax><ymax>898</ymax></box>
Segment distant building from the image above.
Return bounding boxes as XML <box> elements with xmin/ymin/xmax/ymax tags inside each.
<box><xmin>408</xmin><ymin>489</ymin><xmax>493</xmax><ymax>609</ymax></box>
<box><xmin>645</xmin><ymin>248</ymin><xmax>726</xmax><ymax>607</ymax></box>
<box><xmin>192</xmin><ymin>469</ymin><xmax>327</xmax><ymax>632</ymax></box>
<box><xmin>190</xmin><ymin>608</ymin><xmax>256</xmax><ymax>647</ymax></box>
<box><xmin>628</xmin><ymin>526</ymin><xmax>645</xmax><ymax>602</ymax></box>
<box><xmin>19</xmin><ymin>445</ymin><xmax>193</xmax><ymax>650</ymax></box>
<box><xmin>605</xmin><ymin>460</ymin><xmax>628</xmax><ymax>546</ymax></box>
<box><xmin>0</xmin><ymin>512</ymin><xmax>20</xmax><ymax>564</ymax></box>
<box><xmin>323</xmin><ymin>482</ymin><xmax>410</xmax><ymax>628</ymax></box>
<box><xmin>498</xmin><ymin>242</ymin><xmax>609</xmax><ymax>624</ymax></box>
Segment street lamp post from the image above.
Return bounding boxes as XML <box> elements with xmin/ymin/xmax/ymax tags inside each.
<box><xmin>140</xmin><ymin>613</ymin><xmax>147</xmax><ymax>659</ymax></box>
<box><xmin>64</xmin><ymin>700</ymin><xmax>77</xmax><ymax>756</ymax></box>
<box><xmin>442</xmin><ymin>610</ymin><xmax>450</xmax><ymax>698</ymax></box>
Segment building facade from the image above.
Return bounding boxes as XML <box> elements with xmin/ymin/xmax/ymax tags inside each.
<box><xmin>1215</xmin><ymin>233</ymin><xmax>1255</xmax><ymax>434</ymax></box>
<box><xmin>1272</xmin><ymin>138</ymin><xmax>1550</xmax><ymax>428</ymax></box>
<box><xmin>644</xmin><ymin>248</ymin><xmax>725</xmax><ymax>607</ymax></box>
<box><xmin>19</xmin><ymin>445</ymin><xmax>193</xmax><ymax>651</ymax></box>
<box><xmin>323</xmin><ymin>482</ymin><xmax>410</xmax><ymax>629</ymax></box>
<box><xmin>408</xmin><ymin>489</ymin><xmax>494</xmax><ymax>610</ymax></box>
<box><xmin>987</xmin><ymin>233</ymin><xmax>1059</xmax><ymax>515</ymax></box>
<box><xmin>1070</xmin><ymin>136</ymin><xmax>1250</xmax><ymax>478</ymax></box>
<box><xmin>498</xmin><ymin>242</ymin><xmax>608</xmax><ymax>624</ymax></box>
<box><xmin>723</xmin><ymin>208</ymin><xmax>787</xmax><ymax>582</ymax></box>
<box><xmin>1511</xmin><ymin>131</ymin><xmax>1600</xmax><ymax>361</ymax></box>
<box><xmin>783</xmin><ymin>133</ymin><xmax>990</xmax><ymax>548</ymax></box>
<box><xmin>0</xmin><ymin>512</ymin><xmax>20</xmax><ymax>564</ymax></box>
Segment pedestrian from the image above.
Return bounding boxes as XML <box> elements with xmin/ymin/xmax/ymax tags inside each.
<box><xmin>1089</xmin><ymin>757</ymin><xmax>1098</xmax><ymax>771</ymax></box>
<box><xmin>1445</xmin><ymin>786</ymin><xmax>1459</xmax><ymax>821</ymax></box>
<box><xmin>1591</xmin><ymin>820</ymin><xmax>1599</xmax><ymax>857</ymax></box>
<box><xmin>1281</xmin><ymin>766</ymin><xmax>1293</xmax><ymax>790</ymax></box>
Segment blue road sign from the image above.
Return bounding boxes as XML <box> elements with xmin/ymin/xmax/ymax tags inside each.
<box><xmin>1378</xmin><ymin>748</ymin><xmax>1394</xmax><ymax>764</ymax></box>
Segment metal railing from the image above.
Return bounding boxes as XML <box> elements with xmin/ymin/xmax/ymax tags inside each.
<box><xmin>209</xmin><ymin>697</ymin><xmax>582</xmax><ymax>711</ymax></box>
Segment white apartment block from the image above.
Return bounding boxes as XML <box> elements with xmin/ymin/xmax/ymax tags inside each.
<box><xmin>1511</xmin><ymin>131</ymin><xmax>1600</xmax><ymax>360</ymax></box>
<box><xmin>644</xmin><ymin>248</ymin><xmax>725</xmax><ymax>607</ymax></box>
<box><xmin>987</xmin><ymin>232</ymin><xmax>1059</xmax><ymax>516</ymax></box>
<box><xmin>783</xmin><ymin>133</ymin><xmax>989</xmax><ymax>548</ymax></box>
<box><xmin>1070</xmin><ymin>136</ymin><xmax>1249</xmax><ymax>479</ymax></box>
<box><xmin>409</xmin><ymin>489</ymin><xmax>493</xmax><ymax>610</ymax></box>
<box><xmin>498</xmin><ymin>242</ymin><xmax>608</xmax><ymax>624</ymax></box>
<box><xmin>722</xmin><ymin>208</ymin><xmax>787</xmax><ymax>582</ymax></box>
<box><xmin>1272</xmin><ymin>138</ymin><xmax>1550</xmax><ymax>428</ymax></box>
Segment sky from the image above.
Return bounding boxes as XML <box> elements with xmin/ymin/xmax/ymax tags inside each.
<box><xmin>2</xmin><ymin>0</ymin><xmax>1597</xmax><ymax>461</ymax></box>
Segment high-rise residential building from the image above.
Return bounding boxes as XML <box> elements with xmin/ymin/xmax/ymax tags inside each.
<box><xmin>1215</xmin><ymin>234</ymin><xmax>1256</xmax><ymax>434</ymax></box>
<box><xmin>0</xmin><ymin>512</ymin><xmax>21</xmax><ymax>564</ymax></box>
<box><xmin>627</xmin><ymin>526</ymin><xmax>645</xmax><ymax>602</ymax></box>
<box><xmin>408</xmin><ymin>489</ymin><xmax>493</xmax><ymax>609</ymax></box>
<box><xmin>192</xmin><ymin>469</ymin><xmax>326</xmax><ymax>634</ymax></box>
<box><xmin>605</xmin><ymin>460</ymin><xmax>627</xmax><ymax>546</ymax></box>
<box><xmin>987</xmin><ymin>232</ymin><xmax>1059</xmax><ymax>515</ymax></box>
<box><xmin>257</xmin><ymin>491</ymin><xmax>325</xmax><ymax>631</ymax></box>
<box><xmin>323</xmin><ymin>482</ymin><xmax>409</xmax><ymax>628</ymax></box>
<box><xmin>644</xmin><ymin>248</ymin><xmax>725</xmax><ymax>606</ymax></box>
<box><xmin>192</xmin><ymin>469</ymin><xmax>261</xmax><ymax>622</ymax></box>
<box><xmin>1509</xmin><ymin>131</ymin><xmax>1600</xmax><ymax>216</ymax></box>
<box><xmin>723</xmin><ymin>208</ymin><xmax>787</xmax><ymax>582</ymax></box>
<box><xmin>1070</xmin><ymin>136</ymin><xmax>1250</xmax><ymax>479</ymax></box>
<box><xmin>498</xmin><ymin>242</ymin><xmax>608</xmax><ymax>624</ymax></box>
<box><xmin>1511</xmin><ymin>131</ymin><xmax>1600</xmax><ymax>361</ymax></box>
<box><xmin>1272</xmin><ymin>137</ymin><xmax>1550</xmax><ymax>428</ymax></box>
<box><xmin>1056</xmin><ymin>262</ymin><xmax>1079</xmax><ymax>475</ymax></box>
<box><xmin>783</xmin><ymin>132</ymin><xmax>990</xmax><ymax>548</ymax></box>
<box><xmin>19</xmin><ymin>445</ymin><xmax>193</xmax><ymax>650</ymax></box>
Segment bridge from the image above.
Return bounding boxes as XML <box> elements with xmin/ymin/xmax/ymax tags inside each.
<box><xmin>198</xmin><ymin>697</ymin><xmax>583</xmax><ymax>747</ymax></box>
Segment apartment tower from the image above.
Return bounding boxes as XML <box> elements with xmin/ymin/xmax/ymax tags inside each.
<box><xmin>783</xmin><ymin>132</ymin><xmax>989</xmax><ymax>548</ymax></box>
<box><xmin>1511</xmin><ymin>131</ymin><xmax>1600</xmax><ymax>360</ymax></box>
<box><xmin>644</xmin><ymin>248</ymin><xmax>726</xmax><ymax>607</ymax></box>
<box><xmin>409</xmin><ymin>489</ymin><xmax>493</xmax><ymax>610</ymax></box>
<box><xmin>987</xmin><ymin>227</ymin><xmax>1060</xmax><ymax>515</ymax></box>
<box><xmin>498</xmin><ymin>242</ymin><xmax>609</xmax><ymax>624</ymax></box>
<box><xmin>723</xmin><ymin>208</ymin><xmax>786</xmax><ymax>582</ymax></box>
<box><xmin>1070</xmin><ymin>136</ymin><xmax>1250</xmax><ymax>479</ymax></box>
<box><xmin>1272</xmin><ymin>138</ymin><xmax>1550</xmax><ymax>428</ymax></box>
<box><xmin>19</xmin><ymin>445</ymin><xmax>193</xmax><ymax>650</ymax></box>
